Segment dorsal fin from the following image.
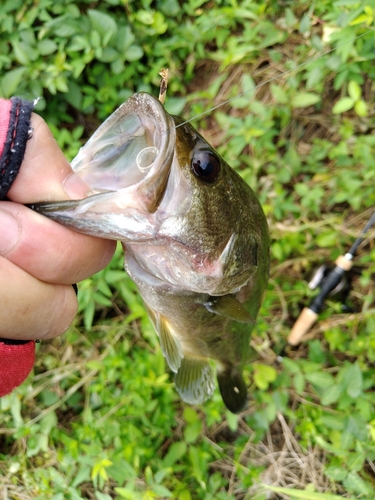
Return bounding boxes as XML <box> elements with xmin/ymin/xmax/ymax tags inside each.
<box><xmin>217</xmin><ymin>367</ymin><xmax>248</xmax><ymax>414</ymax></box>
<box><xmin>174</xmin><ymin>356</ymin><xmax>215</xmax><ymax>405</ymax></box>
<box><xmin>204</xmin><ymin>295</ymin><xmax>255</xmax><ymax>323</ymax></box>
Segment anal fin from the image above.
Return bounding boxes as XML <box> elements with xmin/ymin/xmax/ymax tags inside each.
<box><xmin>175</xmin><ymin>356</ymin><xmax>215</xmax><ymax>405</ymax></box>
<box><xmin>217</xmin><ymin>368</ymin><xmax>248</xmax><ymax>414</ymax></box>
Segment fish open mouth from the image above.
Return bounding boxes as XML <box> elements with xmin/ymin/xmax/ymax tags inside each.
<box><xmin>27</xmin><ymin>93</ymin><xmax>177</xmax><ymax>227</ymax></box>
<box><xmin>71</xmin><ymin>93</ymin><xmax>175</xmax><ymax>196</ymax></box>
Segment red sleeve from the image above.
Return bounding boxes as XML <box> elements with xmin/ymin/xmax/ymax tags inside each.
<box><xmin>0</xmin><ymin>97</ymin><xmax>36</xmax><ymax>397</ymax></box>
<box><xmin>0</xmin><ymin>341</ymin><xmax>36</xmax><ymax>396</ymax></box>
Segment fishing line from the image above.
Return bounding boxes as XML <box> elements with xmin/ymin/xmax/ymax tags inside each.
<box><xmin>175</xmin><ymin>28</ymin><xmax>373</xmax><ymax>128</ymax></box>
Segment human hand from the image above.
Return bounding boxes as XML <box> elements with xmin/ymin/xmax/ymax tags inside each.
<box><xmin>1</xmin><ymin>113</ymin><xmax>116</xmax><ymax>342</ymax></box>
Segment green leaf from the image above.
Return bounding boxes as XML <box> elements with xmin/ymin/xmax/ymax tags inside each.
<box><xmin>320</xmin><ymin>384</ymin><xmax>342</xmax><ymax>405</ymax></box>
<box><xmin>291</xmin><ymin>92</ymin><xmax>320</xmax><ymax>108</ymax></box>
<box><xmin>183</xmin><ymin>407</ymin><xmax>199</xmax><ymax>424</ymax></box>
<box><xmin>263</xmin><ymin>485</ymin><xmax>355</xmax><ymax>500</ymax></box>
<box><xmin>332</xmin><ymin>97</ymin><xmax>354</xmax><ymax>114</ymax></box>
<box><xmin>136</xmin><ymin>10</ymin><xmax>154</xmax><ymax>24</ymax></box>
<box><xmin>151</xmin><ymin>484</ymin><xmax>173</xmax><ymax>497</ymax></box>
<box><xmin>344</xmin><ymin>415</ymin><xmax>367</xmax><ymax>441</ymax></box>
<box><xmin>316</xmin><ymin>231</ymin><xmax>339</xmax><ymax>248</ymax></box>
<box><xmin>305</xmin><ymin>371</ymin><xmax>335</xmax><ymax>389</ymax></box>
<box><xmin>115</xmin><ymin>488</ymin><xmax>137</xmax><ymax>499</ymax></box>
<box><xmin>10</xmin><ymin>396</ymin><xmax>23</xmax><ymax>428</ymax></box>
<box><xmin>343</xmin><ymin>470</ymin><xmax>373</xmax><ymax>496</ymax></box>
<box><xmin>99</xmin><ymin>47</ymin><xmax>120</xmax><ymax>63</ymax></box>
<box><xmin>341</xmin><ymin>363</ymin><xmax>363</xmax><ymax>398</ymax></box>
<box><xmin>105</xmin><ymin>270</ymin><xmax>126</xmax><ymax>283</ymax></box>
<box><xmin>0</xmin><ymin>68</ymin><xmax>26</xmax><ymax>97</ymax></box>
<box><xmin>151</xmin><ymin>12</ymin><xmax>168</xmax><ymax>35</ymax></box>
<box><xmin>164</xmin><ymin>97</ymin><xmax>187</xmax><ymax>115</ymax></box>
<box><xmin>88</xmin><ymin>9</ymin><xmax>117</xmax><ymax>46</ymax></box>
<box><xmin>293</xmin><ymin>372</ymin><xmax>305</xmax><ymax>394</ymax></box>
<box><xmin>184</xmin><ymin>420</ymin><xmax>202</xmax><ymax>443</ymax></box>
<box><xmin>116</xmin><ymin>25</ymin><xmax>135</xmax><ymax>52</ymax></box>
<box><xmin>40</xmin><ymin>411</ymin><xmax>58</xmax><ymax>435</ymax></box>
<box><xmin>71</xmin><ymin>466</ymin><xmax>90</xmax><ymax>488</ymax></box>
<box><xmin>45</xmin><ymin>15</ymin><xmax>81</xmax><ymax>38</ymax></box>
<box><xmin>347</xmin><ymin>80</ymin><xmax>361</xmax><ymax>101</ymax></box>
<box><xmin>253</xmin><ymin>364</ymin><xmax>277</xmax><ymax>390</ymax></box>
<box><xmin>354</xmin><ymin>99</ymin><xmax>367</xmax><ymax>117</ymax></box>
<box><xmin>282</xmin><ymin>358</ymin><xmax>301</xmax><ymax>374</ymax></box>
<box><xmin>38</xmin><ymin>39</ymin><xmax>57</xmax><ymax>55</ymax></box>
<box><xmin>163</xmin><ymin>442</ymin><xmax>187</xmax><ymax>467</ymax></box>
<box><xmin>299</xmin><ymin>13</ymin><xmax>311</xmax><ymax>34</ymax></box>
<box><xmin>154</xmin><ymin>467</ymin><xmax>172</xmax><ymax>484</ymax></box>
<box><xmin>306</xmin><ymin>67</ymin><xmax>323</xmax><ymax>89</ymax></box>
<box><xmin>226</xmin><ymin>410</ymin><xmax>238</xmax><ymax>431</ymax></box>
<box><xmin>86</xmin><ymin>360</ymin><xmax>102</xmax><ymax>371</ymax></box>
<box><xmin>68</xmin><ymin>35</ymin><xmax>90</xmax><ymax>52</ymax></box>
<box><xmin>159</xmin><ymin>0</ymin><xmax>180</xmax><ymax>17</ymax></box>
<box><xmin>95</xmin><ymin>492</ymin><xmax>113</xmax><ymax>500</ymax></box>
<box><xmin>93</xmin><ymin>292</ymin><xmax>113</xmax><ymax>307</ymax></box>
<box><xmin>320</xmin><ymin>414</ymin><xmax>345</xmax><ymax>431</ymax></box>
<box><xmin>11</xmin><ymin>40</ymin><xmax>31</xmax><ymax>65</ymax></box>
<box><xmin>178</xmin><ymin>491</ymin><xmax>192</xmax><ymax>500</ymax></box>
<box><xmin>324</xmin><ymin>466</ymin><xmax>347</xmax><ymax>481</ymax></box>
<box><xmin>347</xmin><ymin>451</ymin><xmax>365</xmax><ymax>472</ymax></box>
<box><xmin>84</xmin><ymin>300</ymin><xmax>95</xmax><ymax>331</ymax></box>
<box><xmin>350</xmin><ymin>8</ymin><xmax>375</xmax><ymax>26</ymax></box>
<box><xmin>66</xmin><ymin>80</ymin><xmax>83</xmax><ymax>109</ymax></box>
<box><xmin>189</xmin><ymin>446</ymin><xmax>207</xmax><ymax>487</ymax></box>
<box><xmin>125</xmin><ymin>45</ymin><xmax>143</xmax><ymax>61</ymax></box>
<box><xmin>270</xmin><ymin>83</ymin><xmax>288</xmax><ymax>104</ymax></box>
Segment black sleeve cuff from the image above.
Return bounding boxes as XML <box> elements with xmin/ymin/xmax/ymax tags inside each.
<box><xmin>0</xmin><ymin>98</ymin><xmax>34</xmax><ymax>200</ymax></box>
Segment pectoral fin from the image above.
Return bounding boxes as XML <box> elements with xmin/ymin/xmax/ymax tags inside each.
<box><xmin>174</xmin><ymin>356</ymin><xmax>215</xmax><ymax>405</ymax></box>
<box><xmin>156</xmin><ymin>316</ymin><xmax>183</xmax><ymax>373</ymax></box>
<box><xmin>204</xmin><ymin>295</ymin><xmax>255</xmax><ymax>323</ymax></box>
<box><xmin>217</xmin><ymin>367</ymin><xmax>248</xmax><ymax>414</ymax></box>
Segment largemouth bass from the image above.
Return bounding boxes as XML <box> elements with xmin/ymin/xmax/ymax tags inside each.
<box><xmin>29</xmin><ymin>92</ymin><xmax>270</xmax><ymax>413</ymax></box>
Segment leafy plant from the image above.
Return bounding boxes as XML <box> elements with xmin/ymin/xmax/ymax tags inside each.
<box><xmin>1</xmin><ymin>0</ymin><xmax>375</xmax><ymax>499</ymax></box>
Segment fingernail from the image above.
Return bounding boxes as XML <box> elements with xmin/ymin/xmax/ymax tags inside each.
<box><xmin>0</xmin><ymin>208</ymin><xmax>21</xmax><ymax>255</ymax></box>
<box><xmin>63</xmin><ymin>173</ymin><xmax>90</xmax><ymax>199</ymax></box>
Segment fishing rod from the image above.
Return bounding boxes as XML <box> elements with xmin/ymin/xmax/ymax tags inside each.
<box><xmin>288</xmin><ymin>211</ymin><xmax>375</xmax><ymax>346</ymax></box>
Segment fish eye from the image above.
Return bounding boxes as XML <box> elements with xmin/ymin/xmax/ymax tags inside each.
<box><xmin>191</xmin><ymin>149</ymin><xmax>221</xmax><ymax>183</ymax></box>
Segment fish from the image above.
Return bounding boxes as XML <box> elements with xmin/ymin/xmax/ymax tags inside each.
<box><xmin>29</xmin><ymin>92</ymin><xmax>270</xmax><ymax>413</ymax></box>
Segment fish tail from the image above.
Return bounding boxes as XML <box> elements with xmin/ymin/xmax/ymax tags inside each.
<box><xmin>217</xmin><ymin>366</ymin><xmax>248</xmax><ymax>414</ymax></box>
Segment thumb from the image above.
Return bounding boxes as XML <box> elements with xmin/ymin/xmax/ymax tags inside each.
<box><xmin>8</xmin><ymin>113</ymin><xmax>89</xmax><ymax>203</ymax></box>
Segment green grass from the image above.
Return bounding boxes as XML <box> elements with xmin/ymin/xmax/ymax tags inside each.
<box><xmin>1</xmin><ymin>1</ymin><xmax>375</xmax><ymax>498</ymax></box>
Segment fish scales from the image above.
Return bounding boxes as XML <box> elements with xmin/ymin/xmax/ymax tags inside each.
<box><xmin>28</xmin><ymin>92</ymin><xmax>270</xmax><ymax>413</ymax></box>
